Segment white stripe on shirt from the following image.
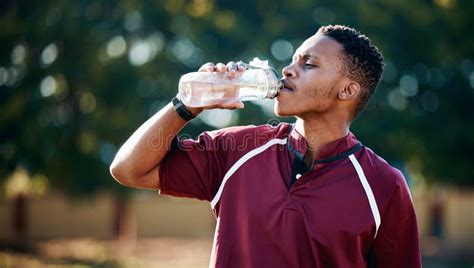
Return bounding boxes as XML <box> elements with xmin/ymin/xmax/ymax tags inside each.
<box><xmin>210</xmin><ymin>138</ymin><xmax>287</xmax><ymax>209</ymax></box>
<box><xmin>349</xmin><ymin>154</ymin><xmax>381</xmax><ymax>238</ymax></box>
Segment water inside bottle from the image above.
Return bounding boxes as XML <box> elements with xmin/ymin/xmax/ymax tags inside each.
<box><xmin>238</xmin><ymin>84</ymin><xmax>267</xmax><ymax>101</ymax></box>
<box><xmin>179</xmin><ymin>81</ymin><xmax>266</xmax><ymax>107</ymax></box>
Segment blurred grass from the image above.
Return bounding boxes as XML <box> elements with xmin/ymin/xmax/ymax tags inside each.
<box><xmin>0</xmin><ymin>237</ymin><xmax>472</xmax><ymax>268</ymax></box>
<box><xmin>0</xmin><ymin>237</ymin><xmax>212</xmax><ymax>268</ymax></box>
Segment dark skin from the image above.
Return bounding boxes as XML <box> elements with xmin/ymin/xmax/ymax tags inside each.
<box><xmin>109</xmin><ymin>33</ymin><xmax>362</xmax><ymax>189</ymax></box>
<box><xmin>276</xmin><ymin>33</ymin><xmax>361</xmax><ymax>166</ymax></box>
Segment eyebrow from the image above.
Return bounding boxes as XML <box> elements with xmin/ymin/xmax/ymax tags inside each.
<box><xmin>293</xmin><ymin>53</ymin><xmax>321</xmax><ymax>62</ymax></box>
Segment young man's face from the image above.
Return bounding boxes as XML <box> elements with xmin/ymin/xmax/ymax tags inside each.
<box><xmin>275</xmin><ymin>33</ymin><xmax>348</xmax><ymax>117</ymax></box>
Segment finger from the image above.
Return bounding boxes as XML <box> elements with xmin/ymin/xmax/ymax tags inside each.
<box><xmin>225</xmin><ymin>61</ymin><xmax>239</xmax><ymax>79</ymax></box>
<box><xmin>225</xmin><ymin>71</ymin><xmax>238</xmax><ymax>79</ymax></box>
<box><xmin>215</xmin><ymin>63</ymin><xmax>227</xmax><ymax>73</ymax></box>
<box><xmin>202</xmin><ymin>101</ymin><xmax>245</xmax><ymax>110</ymax></box>
<box><xmin>236</xmin><ymin>61</ymin><xmax>247</xmax><ymax>71</ymax></box>
<box><xmin>226</xmin><ymin>61</ymin><xmax>238</xmax><ymax>72</ymax></box>
<box><xmin>218</xmin><ymin>101</ymin><xmax>245</xmax><ymax>110</ymax></box>
<box><xmin>198</xmin><ymin>62</ymin><xmax>215</xmax><ymax>72</ymax></box>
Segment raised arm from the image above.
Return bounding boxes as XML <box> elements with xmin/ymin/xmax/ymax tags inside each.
<box><xmin>109</xmin><ymin>62</ymin><xmax>244</xmax><ymax>190</ymax></box>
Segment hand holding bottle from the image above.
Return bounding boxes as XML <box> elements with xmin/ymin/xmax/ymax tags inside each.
<box><xmin>178</xmin><ymin>61</ymin><xmax>247</xmax><ymax>116</ymax></box>
<box><xmin>178</xmin><ymin>58</ymin><xmax>282</xmax><ymax>112</ymax></box>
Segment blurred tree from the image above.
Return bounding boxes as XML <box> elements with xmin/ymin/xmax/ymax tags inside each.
<box><xmin>0</xmin><ymin>0</ymin><xmax>473</xmax><ymax>209</ymax></box>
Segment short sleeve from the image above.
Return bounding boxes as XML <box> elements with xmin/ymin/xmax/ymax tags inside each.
<box><xmin>159</xmin><ymin>131</ymin><xmax>228</xmax><ymax>202</ymax></box>
<box><xmin>368</xmin><ymin>173</ymin><xmax>422</xmax><ymax>268</ymax></box>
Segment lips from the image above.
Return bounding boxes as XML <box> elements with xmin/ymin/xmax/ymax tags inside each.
<box><xmin>281</xmin><ymin>79</ymin><xmax>295</xmax><ymax>92</ymax></box>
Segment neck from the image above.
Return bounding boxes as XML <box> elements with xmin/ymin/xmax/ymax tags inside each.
<box><xmin>295</xmin><ymin>113</ymin><xmax>350</xmax><ymax>163</ymax></box>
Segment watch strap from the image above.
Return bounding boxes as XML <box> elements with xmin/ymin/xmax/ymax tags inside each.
<box><xmin>172</xmin><ymin>96</ymin><xmax>195</xmax><ymax>121</ymax></box>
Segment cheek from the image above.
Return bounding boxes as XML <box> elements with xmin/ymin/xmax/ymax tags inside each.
<box><xmin>305</xmin><ymin>77</ymin><xmax>339</xmax><ymax>100</ymax></box>
<box><xmin>302</xmin><ymin>84</ymin><xmax>331</xmax><ymax>100</ymax></box>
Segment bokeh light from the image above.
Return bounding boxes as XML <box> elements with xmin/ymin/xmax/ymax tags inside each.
<box><xmin>199</xmin><ymin>109</ymin><xmax>238</xmax><ymax>128</ymax></box>
<box><xmin>11</xmin><ymin>44</ymin><xmax>27</xmax><ymax>65</ymax></box>
<box><xmin>270</xmin><ymin>40</ymin><xmax>294</xmax><ymax>62</ymax></box>
<box><xmin>171</xmin><ymin>36</ymin><xmax>194</xmax><ymax>61</ymax></box>
<box><xmin>388</xmin><ymin>88</ymin><xmax>408</xmax><ymax>111</ymax></box>
<box><xmin>40</xmin><ymin>76</ymin><xmax>57</xmax><ymax>97</ymax></box>
<box><xmin>41</xmin><ymin>43</ymin><xmax>59</xmax><ymax>66</ymax></box>
<box><xmin>214</xmin><ymin>11</ymin><xmax>236</xmax><ymax>31</ymax></box>
<box><xmin>79</xmin><ymin>91</ymin><xmax>97</xmax><ymax>114</ymax></box>
<box><xmin>470</xmin><ymin>72</ymin><xmax>474</xmax><ymax>89</ymax></box>
<box><xmin>127</xmin><ymin>33</ymin><xmax>164</xmax><ymax>66</ymax></box>
<box><xmin>400</xmin><ymin>74</ymin><xmax>419</xmax><ymax>97</ymax></box>
<box><xmin>106</xmin><ymin>36</ymin><xmax>127</xmax><ymax>58</ymax></box>
<box><xmin>77</xmin><ymin>131</ymin><xmax>98</xmax><ymax>154</ymax></box>
<box><xmin>0</xmin><ymin>67</ymin><xmax>6</xmax><ymax>86</ymax></box>
<box><xmin>170</xmin><ymin>36</ymin><xmax>203</xmax><ymax>68</ymax></box>
<box><xmin>185</xmin><ymin>0</ymin><xmax>214</xmax><ymax>18</ymax></box>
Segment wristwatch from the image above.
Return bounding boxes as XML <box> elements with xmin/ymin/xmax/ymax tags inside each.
<box><xmin>172</xmin><ymin>96</ymin><xmax>195</xmax><ymax>121</ymax></box>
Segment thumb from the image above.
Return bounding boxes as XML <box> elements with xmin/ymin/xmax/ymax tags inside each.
<box><xmin>217</xmin><ymin>101</ymin><xmax>245</xmax><ymax>110</ymax></box>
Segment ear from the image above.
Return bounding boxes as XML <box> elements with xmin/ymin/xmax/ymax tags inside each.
<box><xmin>338</xmin><ymin>82</ymin><xmax>361</xmax><ymax>100</ymax></box>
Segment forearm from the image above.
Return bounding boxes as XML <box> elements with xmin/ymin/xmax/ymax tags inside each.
<box><xmin>110</xmin><ymin>62</ymin><xmax>243</xmax><ymax>189</ymax></box>
<box><xmin>110</xmin><ymin>102</ymin><xmax>200</xmax><ymax>188</ymax></box>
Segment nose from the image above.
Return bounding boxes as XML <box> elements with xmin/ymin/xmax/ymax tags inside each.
<box><xmin>282</xmin><ymin>63</ymin><xmax>297</xmax><ymax>78</ymax></box>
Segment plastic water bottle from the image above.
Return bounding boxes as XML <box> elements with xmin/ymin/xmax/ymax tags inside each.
<box><xmin>178</xmin><ymin>58</ymin><xmax>283</xmax><ymax>107</ymax></box>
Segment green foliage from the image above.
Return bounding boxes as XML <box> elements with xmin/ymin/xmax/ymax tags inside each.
<box><xmin>0</xmin><ymin>0</ymin><xmax>473</xmax><ymax>195</ymax></box>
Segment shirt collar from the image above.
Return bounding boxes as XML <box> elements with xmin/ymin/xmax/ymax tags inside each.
<box><xmin>287</xmin><ymin>123</ymin><xmax>361</xmax><ymax>163</ymax></box>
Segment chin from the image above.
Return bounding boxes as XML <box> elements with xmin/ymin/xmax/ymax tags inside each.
<box><xmin>274</xmin><ymin>104</ymin><xmax>296</xmax><ymax>117</ymax></box>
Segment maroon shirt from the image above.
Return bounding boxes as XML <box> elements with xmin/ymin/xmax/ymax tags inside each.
<box><xmin>159</xmin><ymin>123</ymin><xmax>421</xmax><ymax>267</ymax></box>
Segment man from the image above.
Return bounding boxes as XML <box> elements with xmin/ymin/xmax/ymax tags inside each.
<box><xmin>110</xmin><ymin>25</ymin><xmax>422</xmax><ymax>267</ymax></box>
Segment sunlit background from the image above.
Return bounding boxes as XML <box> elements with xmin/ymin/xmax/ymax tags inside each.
<box><xmin>0</xmin><ymin>0</ymin><xmax>473</xmax><ymax>267</ymax></box>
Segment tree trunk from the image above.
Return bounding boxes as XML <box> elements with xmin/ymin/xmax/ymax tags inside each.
<box><xmin>113</xmin><ymin>196</ymin><xmax>136</xmax><ymax>253</ymax></box>
<box><xmin>11</xmin><ymin>193</ymin><xmax>28</xmax><ymax>250</ymax></box>
<box><xmin>113</xmin><ymin>196</ymin><xmax>136</xmax><ymax>240</ymax></box>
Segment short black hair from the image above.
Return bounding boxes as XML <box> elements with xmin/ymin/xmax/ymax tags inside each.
<box><xmin>317</xmin><ymin>25</ymin><xmax>384</xmax><ymax>117</ymax></box>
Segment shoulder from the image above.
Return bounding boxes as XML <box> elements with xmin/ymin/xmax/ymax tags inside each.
<box><xmin>202</xmin><ymin>122</ymin><xmax>291</xmax><ymax>146</ymax></box>
<box><xmin>358</xmin><ymin>147</ymin><xmax>405</xmax><ymax>185</ymax></box>
<box><xmin>356</xmin><ymin>147</ymin><xmax>412</xmax><ymax>207</ymax></box>
<box><xmin>182</xmin><ymin>123</ymin><xmax>290</xmax><ymax>163</ymax></box>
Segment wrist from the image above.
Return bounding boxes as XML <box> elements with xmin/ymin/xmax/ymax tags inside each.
<box><xmin>186</xmin><ymin>105</ymin><xmax>204</xmax><ymax>116</ymax></box>
<box><xmin>172</xmin><ymin>96</ymin><xmax>201</xmax><ymax>121</ymax></box>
